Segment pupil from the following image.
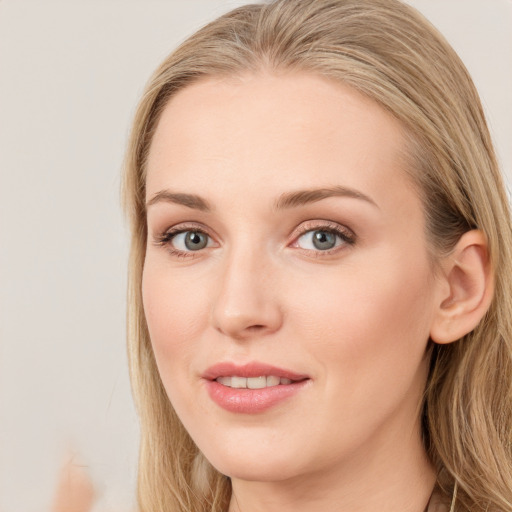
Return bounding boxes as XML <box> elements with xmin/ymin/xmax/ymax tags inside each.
<box><xmin>185</xmin><ymin>231</ymin><xmax>207</xmax><ymax>250</ymax></box>
<box><xmin>313</xmin><ymin>231</ymin><xmax>336</xmax><ymax>250</ymax></box>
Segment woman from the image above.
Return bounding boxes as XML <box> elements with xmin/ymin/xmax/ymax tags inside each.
<box><xmin>123</xmin><ymin>0</ymin><xmax>512</xmax><ymax>511</ymax></box>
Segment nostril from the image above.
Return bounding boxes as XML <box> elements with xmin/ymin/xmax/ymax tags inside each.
<box><xmin>211</xmin><ymin>293</ymin><xmax>283</xmax><ymax>338</ymax></box>
<box><xmin>247</xmin><ymin>324</ymin><xmax>265</xmax><ymax>331</ymax></box>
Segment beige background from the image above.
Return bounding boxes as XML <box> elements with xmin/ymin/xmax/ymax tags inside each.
<box><xmin>0</xmin><ymin>1</ymin><xmax>510</xmax><ymax>511</ymax></box>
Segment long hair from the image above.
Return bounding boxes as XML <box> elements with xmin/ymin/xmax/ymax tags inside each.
<box><xmin>122</xmin><ymin>1</ymin><xmax>512</xmax><ymax>510</ymax></box>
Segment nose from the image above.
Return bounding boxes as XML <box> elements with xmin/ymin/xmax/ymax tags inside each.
<box><xmin>211</xmin><ymin>247</ymin><xmax>283</xmax><ymax>340</ymax></box>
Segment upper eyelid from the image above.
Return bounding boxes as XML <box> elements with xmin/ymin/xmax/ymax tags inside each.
<box><xmin>291</xmin><ymin>220</ymin><xmax>355</xmax><ymax>238</ymax></box>
<box><xmin>157</xmin><ymin>219</ymin><xmax>352</xmax><ymax>234</ymax></box>
<box><xmin>158</xmin><ymin>221</ymin><xmax>215</xmax><ymax>237</ymax></box>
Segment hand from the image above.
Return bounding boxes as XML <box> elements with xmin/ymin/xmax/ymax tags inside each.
<box><xmin>51</xmin><ymin>456</ymin><xmax>95</xmax><ymax>512</ymax></box>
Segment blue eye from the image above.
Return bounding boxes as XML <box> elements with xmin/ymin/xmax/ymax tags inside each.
<box><xmin>170</xmin><ymin>230</ymin><xmax>212</xmax><ymax>251</ymax></box>
<box><xmin>296</xmin><ymin>228</ymin><xmax>350</xmax><ymax>251</ymax></box>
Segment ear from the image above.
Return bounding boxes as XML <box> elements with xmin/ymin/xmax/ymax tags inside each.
<box><xmin>430</xmin><ymin>230</ymin><xmax>494</xmax><ymax>344</ymax></box>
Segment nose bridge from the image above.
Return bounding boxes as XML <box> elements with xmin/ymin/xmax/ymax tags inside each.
<box><xmin>211</xmin><ymin>236</ymin><xmax>282</xmax><ymax>339</ymax></box>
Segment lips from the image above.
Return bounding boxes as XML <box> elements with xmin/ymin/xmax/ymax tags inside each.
<box><xmin>202</xmin><ymin>362</ymin><xmax>310</xmax><ymax>413</ymax></box>
<box><xmin>203</xmin><ymin>362</ymin><xmax>308</xmax><ymax>381</ymax></box>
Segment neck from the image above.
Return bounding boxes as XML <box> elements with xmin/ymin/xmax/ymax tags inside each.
<box><xmin>228</xmin><ymin>420</ymin><xmax>436</xmax><ymax>512</ymax></box>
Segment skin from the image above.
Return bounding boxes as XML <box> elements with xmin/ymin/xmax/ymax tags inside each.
<box><xmin>52</xmin><ymin>456</ymin><xmax>95</xmax><ymax>512</ymax></box>
<box><xmin>142</xmin><ymin>71</ymin><xmax>445</xmax><ymax>512</ymax></box>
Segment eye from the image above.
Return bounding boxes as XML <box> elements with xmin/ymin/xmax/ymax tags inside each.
<box><xmin>294</xmin><ymin>224</ymin><xmax>355</xmax><ymax>253</ymax></box>
<box><xmin>154</xmin><ymin>226</ymin><xmax>216</xmax><ymax>256</ymax></box>
<box><xmin>170</xmin><ymin>230</ymin><xmax>212</xmax><ymax>251</ymax></box>
<box><xmin>297</xmin><ymin>229</ymin><xmax>340</xmax><ymax>251</ymax></box>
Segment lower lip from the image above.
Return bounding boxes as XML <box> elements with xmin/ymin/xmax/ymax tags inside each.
<box><xmin>205</xmin><ymin>379</ymin><xmax>309</xmax><ymax>414</ymax></box>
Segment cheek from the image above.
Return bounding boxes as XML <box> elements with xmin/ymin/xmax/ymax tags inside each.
<box><xmin>278</xmin><ymin>255</ymin><xmax>435</xmax><ymax>460</ymax></box>
<box><xmin>290</xmin><ymin>253</ymin><xmax>435</xmax><ymax>382</ymax></box>
<box><xmin>141</xmin><ymin>258</ymin><xmax>211</xmax><ymax>377</ymax></box>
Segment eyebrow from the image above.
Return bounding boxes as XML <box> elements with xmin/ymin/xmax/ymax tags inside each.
<box><xmin>274</xmin><ymin>186</ymin><xmax>379</xmax><ymax>210</ymax></box>
<box><xmin>146</xmin><ymin>185</ymin><xmax>378</xmax><ymax>212</ymax></box>
<box><xmin>146</xmin><ymin>190</ymin><xmax>212</xmax><ymax>212</ymax></box>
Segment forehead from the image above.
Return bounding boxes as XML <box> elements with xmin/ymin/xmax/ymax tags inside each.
<box><xmin>145</xmin><ymin>71</ymin><xmax>415</xmax><ymax>210</ymax></box>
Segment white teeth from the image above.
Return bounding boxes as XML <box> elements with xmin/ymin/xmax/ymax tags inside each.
<box><xmin>217</xmin><ymin>376</ymin><xmax>232</xmax><ymax>387</ymax></box>
<box><xmin>266</xmin><ymin>375</ymin><xmax>280</xmax><ymax>387</ymax></box>
<box><xmin>247</xmin><ymin>376</ymin><xmax>267</xmax><ymax>389</ymax></box>
<box><xmin>215</xmin><ymin>375</ymin><xmax>294</xmax><ymax>388</ymax></box>
<box><xmin>231</xmin><ymin>376</ymin><xmax>247</xmax><ymax>389</ymax></box>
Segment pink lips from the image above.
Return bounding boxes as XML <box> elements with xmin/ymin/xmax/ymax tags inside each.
<box><xmin>202</xmin><ymin>362</ymin><xmax>310</xmax><ymax>414</ymax></box>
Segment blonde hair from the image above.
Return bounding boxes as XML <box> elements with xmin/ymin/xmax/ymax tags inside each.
<box><xmin>123</xmin><ymin>1</ymin><xmax>512</xmax><ymax>510</ymax></box>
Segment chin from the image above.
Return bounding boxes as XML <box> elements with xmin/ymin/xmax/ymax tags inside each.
<box><xmin>213</xmin><ymin>458</ymin><xmax>299</xmax><ymax>483</ymax></box>
<box><xmin>201</xmin><ymin>438</ymin><xmax>305</xmax><ymax>483</ymax></box>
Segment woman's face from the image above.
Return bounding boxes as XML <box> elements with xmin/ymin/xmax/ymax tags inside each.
<box><xmin>143</xmin><ymin>72</ymin><xmax>442</xmax><ymax>482</ymax></box>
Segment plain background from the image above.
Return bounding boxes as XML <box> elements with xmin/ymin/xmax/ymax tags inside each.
<box><xmin>0</xmin><ymin>1</ymin><xmax>511</xmax><ymax>511</ymax></box>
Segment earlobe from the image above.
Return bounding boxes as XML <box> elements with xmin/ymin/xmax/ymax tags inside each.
<box><xmin>430</xmin><ymin>230</ymin><xmax>494</xmax><ymax>344</ymax></box>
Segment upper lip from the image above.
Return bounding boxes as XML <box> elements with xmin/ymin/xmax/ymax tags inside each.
<box><xmin>202</xmin><ymin>362</ymin><xmax>309</xmax><ymax>381</ymax></box>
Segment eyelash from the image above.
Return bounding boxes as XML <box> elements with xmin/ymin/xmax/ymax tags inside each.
<box><xmin>292</xmin><ymin>221</ymin><xmax>356</xmax><ymax>256</ymax></box>
<box><xmin>153</xmin><ymin>221</ymin><xmax>356</xmax><ymax>259</ymax></box>
<box><xmin>153</xmin><ymin>223</ymin><xmax>211</xmax><ymax>259</ymax></box>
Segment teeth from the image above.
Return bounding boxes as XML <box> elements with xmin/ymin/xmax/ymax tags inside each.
<box><xmin>266</xmin><ymin>375</ymin><xmax>280</xmax><ymax>387</ymax></box>
<box><xmin>215</xmin><ymin>375</ymin><xmax>294</xmax><ymax>389</ymax></box>
<box><xmin>217</xmin><ymin>376</ymin><xmax>232</xmax><ymax>386</ymax></box>
<box><xmin>247</xmin><ymin>376</ymin><xmax>267</xmax><ymax>389</ymax></box>
<box><xmin>231</xmin><ymin>376</ymin><xmax>247</xmax><ymax>389</ymax></box>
